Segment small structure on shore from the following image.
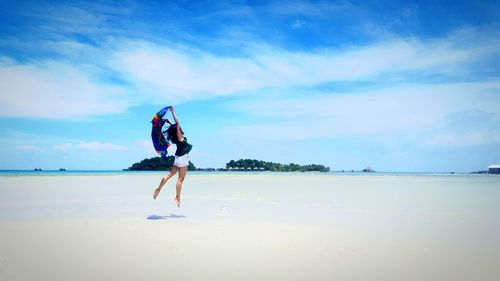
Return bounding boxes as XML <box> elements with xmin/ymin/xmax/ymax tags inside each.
<box><xmin>362</xmin><ymin>166</ymin><xmax>374</xmax><ymax>172</ymax></box>
<box><xmin>196</xmin><ymin>168</ymin><xmax>216</xmax><ymax>171</ymax></box>
<box><xmin>488</xmin><ymin>165</ymin><xmax>500</xmax><ymax>174</ymax></box>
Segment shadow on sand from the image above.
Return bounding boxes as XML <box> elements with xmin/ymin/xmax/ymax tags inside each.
<box><xmin>147</xmin><ymin>213</ymin><xmax>186</xmax><ymax>220</ymax></box>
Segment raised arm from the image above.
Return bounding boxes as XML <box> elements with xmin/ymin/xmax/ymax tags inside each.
<box><xmin>170</xmin><ymin>107</ymin><xmax>184</xmax><ymax>142</ymax></box>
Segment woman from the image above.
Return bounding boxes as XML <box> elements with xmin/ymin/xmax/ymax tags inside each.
<box><xmin>153</xmin><ymin>107</ymin><xmax>192</xmax><ymax>207</ymax></box>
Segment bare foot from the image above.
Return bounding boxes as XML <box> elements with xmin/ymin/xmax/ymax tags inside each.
<box><xmin>153</xmin><ymin>188</ymin><xmax>161</xmax><ymax>200</ymax></box>
<box><xmin>175</xmin><ymin>196</ymin><xmax>180</xmax><ymax>208</ymax></box>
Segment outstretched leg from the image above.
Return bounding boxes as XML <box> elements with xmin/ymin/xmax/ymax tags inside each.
<box><xmin>175</xmin><ymin>166</ymin><xmax>188</xmax><ymax>207</ymax></box>
<box><xmin>153</xmin><ymin>166</ymin><xmax>179</xmax><ymax>199</ymax></box>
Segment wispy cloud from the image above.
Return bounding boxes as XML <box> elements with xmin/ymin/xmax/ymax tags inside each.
<box><xmin>3</xmin><ymin>132</ymin><xmax>129</xmax><ymax>153</ymax></box>
<box><xmin>225</xmin><ymin>80</ymin><xmax>500</xmax><ymax>137</ymax></box>
<box><xmin>111</xmin><ymin>27</ymin><xmax>499</xmax><ymax>102</ymax></box>
<box><xmin>77</xmin><ymin>141</ymin><xmax>127</xmax><ymax>151</ymax></box>
<box><xmin>268</xmin><ymin>1</ymin><xmax>352</xmax><ymax>17</ymax></box>
<box><xmin>0</xmin><ymin>129</ymin><xmax>150</xmax><ymax>169</ymax></box>
<box><xmin>0</xmin><ymin>59</ymin><xmax>134</xmax><ymax>119</ymax></box>
<box><xmin>423</xmin><ymin>131</ymin><xmax>500</xmax><ymax>148</ymax></box>
<box><xmin>291</xmin><ymin>19</ymin><xmax>306</xmax><ymax>29</ymax></box>
<box><xmin>53</xmin><ymin>143</ymin><xmax>73</xmax><ymax>151</ymax></box>
<box><xmin>422</xmin><ymin>108</ymin><xmax>500</xmax><ymax>148</ymax></box>
<box><xmin>2</xmin><ymin>26</ymin><xmax>498</xmax><ymax>119</ymax></box>
<box><xmin>2</xmin><ymin>1</ymin><xmax>134</xmax><ymax>38</ymax></box>
<box><xmin>15</xmin><ymin>145</ymin><xmax>42</xmax><ymax>152</ymax></box>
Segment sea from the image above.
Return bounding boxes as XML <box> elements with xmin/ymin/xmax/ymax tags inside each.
<box><xmin>0</xmin><ymin>170</ymin><xmax>494</xmax><ymax>177</ymax></box>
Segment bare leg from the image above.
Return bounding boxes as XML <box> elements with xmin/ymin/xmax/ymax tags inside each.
<box><xmin>175</xmin><ymin>166</ymin><xmax>188</xmax><ymax>207</ymax></box>
<box><xmin>153</xmin><ymin>166</ymin><xmax>179</xmax><ymax>199</ymax></box>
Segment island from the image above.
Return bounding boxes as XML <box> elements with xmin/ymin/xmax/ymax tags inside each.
<box><xmin>224</xmin><ymin>159</ymin><xmax>330</xmax><ymax>172</ymax></box>
<box><xmin>125</xmin><ymin>157</ymin><xmax>329</xmax><ymax>172</ymax></box>
<box><xmin>126</xmin><ymin>156</ymin><xmax>197</xmax><ymax>171</ymax></box>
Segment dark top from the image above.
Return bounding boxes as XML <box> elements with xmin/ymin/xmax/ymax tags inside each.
<box><xmin>166</xmin><ymin>124</ymin><xmax>192</xmax><ymax>156</ymax></box>
<box><xmin>174</xmin><ymin>137</ymin><xmax>192</xmax><ymax>157</ymax></box>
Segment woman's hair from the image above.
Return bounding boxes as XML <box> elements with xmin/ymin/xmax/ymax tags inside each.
<box><xmin>166</xmin><ymin>124</ymin><xmax>184</xmax><ymax>144</ymax></box>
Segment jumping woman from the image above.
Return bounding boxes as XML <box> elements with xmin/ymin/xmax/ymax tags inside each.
<box><xmin>153</xmin><ymin>107</ymin><xmax>192</xmax><ymax>207</ymax></box>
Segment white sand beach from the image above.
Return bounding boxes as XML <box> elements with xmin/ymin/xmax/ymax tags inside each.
<box><xmin>1</xmin><ymin>173</ymin><xmax>499</xmax><ymax>281</ymax></box>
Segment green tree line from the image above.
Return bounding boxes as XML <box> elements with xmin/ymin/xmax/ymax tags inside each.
<box><xmin>226</xmin><ymin>159</ymin><xmax>330</xmax><ymax>172</ymax></box>
<box><xmin>127</xmin><ymin>156</ymin><xmax>196</xmax><ymax>171</ymax></box>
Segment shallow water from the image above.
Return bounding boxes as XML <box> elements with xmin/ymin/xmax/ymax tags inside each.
<box><xmin>1</xmin><ymin>173</ymin><xmax>499</xmax><ymax>280</ymax></box>
<box><xmin>1</xmin><ymin>173</ymin><xmax>499</xmax><ymax>237</ymax></box>
<box><xmin>1</xmin><ymin>173</ymin><xmax>499</xmax><ymax>223</ymax></box>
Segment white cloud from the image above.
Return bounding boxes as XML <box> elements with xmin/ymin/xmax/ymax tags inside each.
<box><xmin>134</xmin><ymin>139</ymin><xmax>152</xmax><ymax>152</ymax></box>
<box><xmin>77</xmin><ymin>141</ymin><xmax>126</xmax><ymax>151</ymax></box>
<box><xmin>112</xmin><ymin>41</ymin><xmax>269</xmax><ymax>102</ymax></box>
<box><xmin>220</xmin><ymin>123</ymin><xmax>311</xmax><ymax>142</ymax></box>
<box><xmin>6</xmin><ymin>134</ymin><xmax>128</xmax><ymax>153</ymax></box>
<box><xmin>291</xmin><ymin>19</ymin><xmax>305</xmax><ymax>29</ymax></box>
<box><xmin>16</xmin><ymin>145</ymin><xmax>42</xmax><ymax>152</ymax></box>
<box><xmin>1</xmin><ymin>27</ymin><xmax>498</xmax><ymax>119</ymax></box>
<box><xmin>133</xmin><ymin>138</ymin><xmax>172</xmax><ymax>155</ymax></box>
<box><xmin>423</xmin><ymin>131</ymin><xmax>500</xmax><ymax>148</ymax></box>
<box><xmin>111</xmin><ymin>29</ymin><xmax>499</xmax><ymax>104</ymax></box>
<box><xmin>53</xmin><ymin>143</ymin><xmax>73</xmax><ymax>151</ymax></box>
<box><xmin>0</xmin><ymin>132</ymin><xmax>147</xmax><ymax>170</ymax></box>
<box><xmin>269</xmin><ymin>1</ymin><xmax>352</xmax><ymax>16</ymax></box>
<box><xmin>225</xmin><ymin>80</ymin><xmax>500</xmax><ymax>138</ymax></box>
<box><xmin>0</xmin><ymin>60</ymin><xmax>134</xmax><ymax>119</ymax></box>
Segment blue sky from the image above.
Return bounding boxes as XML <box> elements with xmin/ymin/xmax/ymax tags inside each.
<box><xmin>1</xmin><ymin>0</ymin><xmax>500</xmax><ymax>172</ymax></box>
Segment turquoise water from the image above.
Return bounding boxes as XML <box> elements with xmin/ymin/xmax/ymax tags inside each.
<box><xmin>1</xmin><ymin>172</ymin><xmax>499</xmax><ymax>224</ymax></box>
<box><xmin>0</xmin><ymin>170</ymin><xmax>490</xmax><ymax>177</ymax></box>
<box><xmin>0</xmin><ymin>170</ymin><xmax>163</xmax><ymax>176</ymax></box>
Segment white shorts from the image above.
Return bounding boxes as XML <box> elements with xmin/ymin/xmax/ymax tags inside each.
<box><xmin>174</xmin><ymin>154</ymin><xmax>190</xmax><ymax>167</ymax></box>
